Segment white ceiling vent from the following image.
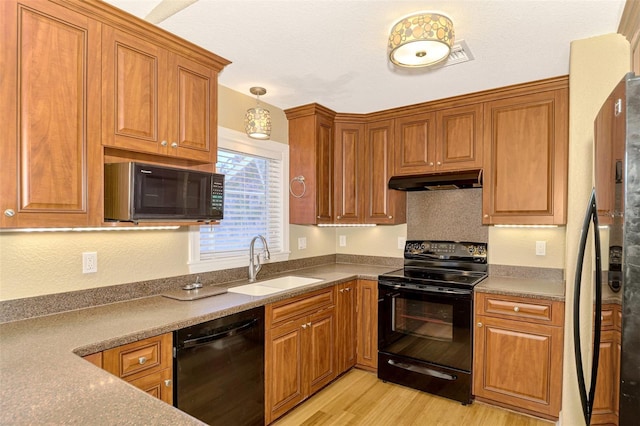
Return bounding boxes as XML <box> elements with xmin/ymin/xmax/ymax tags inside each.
<box><xmin>443</xmin><ymin>40</ymin><xmax>474</xmax><ymax>67</ymax></box>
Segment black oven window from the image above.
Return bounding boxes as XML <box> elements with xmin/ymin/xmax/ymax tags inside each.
<box><xmin>394</xmin><ymin>299</ymin><xmax>453</xmax><ymax>342</ymax></box>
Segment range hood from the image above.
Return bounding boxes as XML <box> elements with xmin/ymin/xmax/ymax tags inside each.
<box><xmin>388</xmin><ymin>169</ymin><xmax>483</xmax><ymax>191</ymax></box>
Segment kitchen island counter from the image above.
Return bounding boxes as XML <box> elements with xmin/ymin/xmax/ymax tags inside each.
<box><xmin>0</xmin><ymin>263</ymin><xmax>395</xmax><ymax>425</ymax></box>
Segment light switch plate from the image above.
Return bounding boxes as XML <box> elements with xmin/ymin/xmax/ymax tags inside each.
<box><xmin>398</xmin><ymin>237</ymin><xmax>406</xmax><ymax>250</ymax></box>
<box><xmin>298</xmin><ymin>237</ymin><xmax>307</xmax><ymax>250</ymax></box>
<box><xmin>536</xmin><ymin>241</ymin><xmax>546</xmax><ymax>256</ymax></box>
<box><xmin>339</xmin><ymin>235</ymin><xmax>347</xmax><ymax>247</ymax></box>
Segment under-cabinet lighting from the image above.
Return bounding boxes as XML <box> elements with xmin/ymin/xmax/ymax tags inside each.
<box><xmin>2</xmin><ymin>226</ymin><xmax>181</xmax><ymax>233</ymax></box>
<box><xmin>317</xmin><ymin>224</ymin><xmax>377</xmax><ymax>227</ymax></box>
<box><xmin>493</xmin><ymin>225</ymin><xmax>559</xmax><ymax>228</ymax></box>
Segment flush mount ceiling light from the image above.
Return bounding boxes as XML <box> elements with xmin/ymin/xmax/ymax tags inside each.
<box><xmin>244</xmin><ymin>87</ymin><xmax>272</xmax><ymax>140</ymax></box>
<box><xmin>388</xmin><ymin>12</ymin><xmax>455</xmax><ymax>68</ymax></box>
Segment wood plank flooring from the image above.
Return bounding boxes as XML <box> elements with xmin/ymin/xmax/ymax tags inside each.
<box><xmin>273</xmin><ymin>369</ymin><xmax>553</xmax><ymax>426</ymax></box>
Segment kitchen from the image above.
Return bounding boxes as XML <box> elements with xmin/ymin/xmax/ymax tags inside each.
<box><xmin>1</xmin><ymin>0</ymin><xmax>639</xmax><ymax>425</ymax></box>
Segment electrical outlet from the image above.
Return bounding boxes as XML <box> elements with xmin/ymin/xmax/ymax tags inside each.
<box><xmin>398</xmin><ymin>236</ymin><xmax>407</xmax><ymax>250</ymax></box>
<box><xmin>297</xmin><ymin>237</ymin><xmax>307</xmax><ymax>250</ymax></box>
<box><xmin>82</xmin><ymin>252</ymin><xmax>98</xmax><ymax>273</ymax></box>
<box><xmin>339</xmin><ymin>235</ymin><xmax>347</xmax><ymax>247</ymax></box>
<box><xmin>535</xmin><ymin>241</ymin><xmax>546</xmax><ymax>256</ymax></box>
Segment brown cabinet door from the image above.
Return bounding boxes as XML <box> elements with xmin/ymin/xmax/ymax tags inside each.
<box><xmin>594</xmin><ymin>94</ymin><xmax>615</xmax><ymax>225</ymax></box>
<box><xmin>436</xmin><ymin>104</ymin><xmax>483</xmax><ymax>171</ymax></box>
<box><xmin>102</xmin><ymin>26</ymin><xmax>166</xmax><ymax>155</ymax></box>
<box><xmin>364</xmin><ymin>120</ymin><xmax>406</xmax><ymax>224</ymax></box>
<box><xmin>482</xmin><ymin>89</ymin><xmax>568</xmax><ymax>225</ymax></box>
<box><xmin>336</xmin><ymin>282</ymin><xmax>357</xmax><ymax>374</ymax></box>
<box><xmin>128</xmin><ymin>368</ymin><xmax>173</xmax><ymax>405</ymax></box>
<box><xmin>591</xmin><ymin>330</ymin><xmax>620</xmax><ymax>425</ymax></box>
<box><xmin>0</xmin><ymin>0</ymin><xmax>101</xmax><ymax>228</ymax></box>
<box><xmin>167</xmin><ymin>54</ymin><xmax>217</xmax><ymax>162</ymax></box>
<box><xmin>316</xmin><ymin>114</ymin><xmax>334</xmax><ymax>224</ymax></box>
<box><xmin>393</xmin><ymin>112</ymin><xmax>437</xmax><ymax>176</ymax></box>
<box><xmin>266</xmin><ymin>319</ymin><xmax>306</xmax><ymax>423</ymax></box>
<box><xmin>334</xmin><ymin>122</ymin><xmax>365</xmax><ymax>223</ymax></box>
<box><xmin>356</xmin><ymin>280</ymin><xmax>378</xmax><ymax>370</ymax></box>
<box><xmin>307</xmin><ymin>307</ymin><xmax>336</xmax><ymax>395</ymax></box>
<box><xmin>473</xmin><ymin>315</ymin><xmax>564</xmax><ymax>418</ymax></box>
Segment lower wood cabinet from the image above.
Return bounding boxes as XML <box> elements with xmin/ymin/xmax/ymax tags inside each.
<box><xmin>356</xmin><ymin>279</ymin><xmax>378</xmax><ymax>371</ymax></box>
<box><xmin>473</xmin><ymin>293</ymin><xmax>564</xmax><ymax>420</ymax></box>
<box><xmin>84</xmin><ymin>333</ymin><xmax>173</xmax><ymax>405</ymax></box>
<box><xmin>336</xmin><ymin>281</ymin><xmax>357</xmax><ymax>374</ymax></box>
<box><xmin>265</xmin><ymin>287</ymin><xmax>336</xmax><ymax>424</ymax></box>
<box><xmin>591</xmin><ymin>304</ymin><xmax>621</xmax><ymax>426</ymax></box>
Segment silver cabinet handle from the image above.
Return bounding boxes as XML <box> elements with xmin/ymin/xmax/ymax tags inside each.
<box><xmin>388</xmin><ymin>215</ymin><xmax>393</xmax><ymax>219</ymax></box>
<box><xmin>437</xmin><ymin>161</ymin><xmax>441</xmax><ymax>165</ymax></box>
<box><xmin>429</xmin><ymin>162</ymin><xmax>434</xmax><ymax>166</ymax></box>
<box><xmin>164</xmin><ymin>379</ymin><xmax>172</xmax><ymax>387</ymax></box>
<box><xmin>477</xmin><ymin>322</ymin><xmax>483</xmax><ymax>328</ymax></box>
<box><xmin>171</xmin><ymin>142</ymin><xmax>178</xmax><ymax>148</ymax></box>
<box><xmin>307</xmin><ymin>322</ymin><xmax>312</xmax><ymax>328</ymax></box>
<box><xmin>339</xmin><ymin>288</ymin><xmax>344</xmax><ymax>293</ymax></box>
<box><xmin>4</xmin><ymin>209</ymin><xmax>15</xmax><ymax>217</ymax></box>
<box><xmin>513</xmin><ymin>306</ymin><xmax>520</xmax><ymax>312</ymax></box>
<box><xmin>160</xmin><ymin>140</ymin><xmax>168</xmax><ymax>147</ymax></box>
<box><xmin>345</xmin><ymin>287</ymin><xmax>351</xmax><ymax>292</ymax></box>
<box><xmin>301</xmin><ymin>324</ymin><xmax>307</xmax><ymax>329</ymax></box>
<box><xmin>138</xmin><ymin>356</ymin><xmax>147</xmax><ymax>365</ymax></box>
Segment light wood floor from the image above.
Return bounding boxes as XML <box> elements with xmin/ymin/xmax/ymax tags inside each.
<box><xmin>273</xmin><ymin>369</ymin><xmax>553</xmax><ymax>426</ymax></box>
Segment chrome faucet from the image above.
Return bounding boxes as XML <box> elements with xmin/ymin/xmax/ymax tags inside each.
<box><xmin>248</xmin><ymin>235</ymin><xmax>270</xmax><ymax>283</ymax></box>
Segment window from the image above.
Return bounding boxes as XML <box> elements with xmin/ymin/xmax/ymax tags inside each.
<box><xmin>188</xmin><ymin>127</ymin><xmax>289</xmax><ymax>273</ymax></box>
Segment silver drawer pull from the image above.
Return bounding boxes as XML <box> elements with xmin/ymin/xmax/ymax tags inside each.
<box><xmin>513</xmin><ymin>306</ymin><xmax>520</xmax><ymax>312</ymax></box>
<box><xmin>164</xmin><ymin>379</ymin><xmax>172</xmax><ymax>387</ymax></box>
<box><xmin>138</xmin><ymin>356</ymin><xmax>147</xmax><ymax>365</ymax></box>
<box><xmin>477</xmin><ymin>322</ymin><xmax>483</xmax><ymax>328</ymax></box>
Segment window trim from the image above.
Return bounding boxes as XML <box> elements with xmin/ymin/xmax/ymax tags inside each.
<box><xmin>188</xmin><ymin>127</ymin><xmax>290</xmax><ymax>273</ymax></box>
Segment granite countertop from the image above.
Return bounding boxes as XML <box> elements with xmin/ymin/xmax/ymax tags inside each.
<box><xmin>0</xmin><ymin>263</ymin><xmax>394</xmax><ymax>425</ymax></box>
<box><xmin>475</xmin><ymin>275</ymin><xmax>566</xmax><ymax>301</ymax></box>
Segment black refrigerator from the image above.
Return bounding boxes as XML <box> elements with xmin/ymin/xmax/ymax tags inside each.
<box><xmin>573</xmin><ymin>72</ymin><xmax>640</xmax><ymax>425</ymax></box>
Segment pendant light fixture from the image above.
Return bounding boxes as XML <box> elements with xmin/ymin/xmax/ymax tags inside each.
<box><xmin>388</xmin><ymin>12</ymin><xmax>455</xmax><ymax>68</ymax></box>
<box><xmin>244</xmin><ymin>87</ymin><xmax>271</xmax><ymax>140</ymax></box>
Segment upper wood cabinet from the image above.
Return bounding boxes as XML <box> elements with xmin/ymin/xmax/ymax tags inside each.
<box><xmin>364</xmin><ymin>120</ymin><xmax>406</xmax><ymax>224</ymax></box>
<box><xmin>287</xmin><ymin>104</ymin><xmax>336</xmax><ymax>225</ymax></box>
<box><xmin>102</xmin><ymin>26</ymin><xmax>217</xmax><ymax>163</ymax></box>
<box><xmin>334</xmin><ymin>121</ymin><xmax>365</xmax><ymax>224</ymax></box>
<box><xmin>393</xmin><ymin>104</ymin><xmax>483</xmax><ymax>176</ymax></box>
<box><xmin>0</xmin><ymin>0</ymin><xmax>102</xmax><ymax>228</ymax></box>
<box><xmin>482</xmin><ymin>84</ymin><xmax>569</xmax><ymax>225</ymax></box>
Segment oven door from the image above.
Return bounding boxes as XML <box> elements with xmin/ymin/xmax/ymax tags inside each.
<box><xmin>378</xmin><ymin>280</ymin><xmax>473</xmax><ymax>372</ymax></box>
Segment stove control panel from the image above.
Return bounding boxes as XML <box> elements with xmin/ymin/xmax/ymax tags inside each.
<box><xmin>405</xmin><ymin>240</ymin><xmax>487</xmax><ymax>262</ymax></box>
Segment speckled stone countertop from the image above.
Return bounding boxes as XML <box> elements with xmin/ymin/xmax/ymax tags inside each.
<box><xmin>475</xmin><ymin>275</ymin><xmax>566</xmax><ymax>301</ymax></box>
<box><xmin>0</xmin><ymin>263</ymin><xmax>394</xmax><ymax>425</ymax></box>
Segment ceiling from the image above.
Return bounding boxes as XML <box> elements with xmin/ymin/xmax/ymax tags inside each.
<box><xmin>104</xmin><ymin>0</ymin><xmax>627</xmax><ymax>114</ymax></box>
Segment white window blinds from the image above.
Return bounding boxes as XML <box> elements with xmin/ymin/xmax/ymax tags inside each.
<box><xmin>199</xmin><ymin>148</ymin><xmax>283</xmax><ymax>260</ymax></box>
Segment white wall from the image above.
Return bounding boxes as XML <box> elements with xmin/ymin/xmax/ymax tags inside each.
<box><xmin>561</xmin><ymin>33</ymin><xmax>629</xmax><ymax>426</ymax></box>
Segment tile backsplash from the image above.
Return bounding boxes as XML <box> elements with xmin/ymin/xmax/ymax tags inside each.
<box><xmin>407</xmin><ymin>188</ymin><xmax>487</xmax><ymax>243</ymax></box>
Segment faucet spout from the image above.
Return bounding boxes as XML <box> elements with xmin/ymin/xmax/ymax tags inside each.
<box><xmin>248</xmin><ymin>235</ymin><xmax>270</xmax><ymax>283</ymax></box>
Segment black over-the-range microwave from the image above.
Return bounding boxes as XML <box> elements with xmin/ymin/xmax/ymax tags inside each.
<box><xmin>104</xmin><ymin>162</ymin><xmax>224</xmax><ymax>222</ymax></box>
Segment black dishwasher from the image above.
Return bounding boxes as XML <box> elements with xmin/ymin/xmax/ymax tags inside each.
<box><xmin>174</xmin><ymin>306</ymin><xmax>264</xmax><ymax>425</ymax></box>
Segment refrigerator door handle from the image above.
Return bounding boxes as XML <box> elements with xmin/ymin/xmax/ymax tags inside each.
<box><xmin>573</xmin><ymin>188</ymin><xmax>603</xmax><ymax>425</ymax></box>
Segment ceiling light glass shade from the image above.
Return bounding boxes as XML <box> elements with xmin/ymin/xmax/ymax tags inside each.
<box><xmin>245</xmin><ymin>87</ymin><xmax>271</xmax><ymax>140</ymax></box>
<box><xmin>388</xmin><ymin>13</ymin><xmax>455</xmax><ymax>68</ymax></box>
<box><xmin>245</xmin><ymin>106</ymin><xmax>271</xmax><ymax>139</ymax></box>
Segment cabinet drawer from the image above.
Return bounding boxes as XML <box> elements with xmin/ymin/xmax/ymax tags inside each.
<box><xmin>599</xmin><ymin>306</ymin><xmax>615</xmax><ymax>330</ymax></box>
<box><xmin>103</xmin><ymin>333</ymin><xmax>172</xmax><ymax>381</ymax></box>
<box><xmin>476</xmin><ymin>293</ymin><xmax>563</xmax><ymax>326</ymax></box>
<box><xmin>268</xmin><ymin>287</ymin><xmax>334</xmax><ymax>327</ymax></box>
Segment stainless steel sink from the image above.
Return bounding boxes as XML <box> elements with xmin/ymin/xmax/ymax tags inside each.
<box><xmin>227</xmin><ymin>276</ymin><xmax>323</xmax><ymax>296</ymax></box>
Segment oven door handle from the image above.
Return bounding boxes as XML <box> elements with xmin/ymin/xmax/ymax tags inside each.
<box><xmin>387</xmin><ymin>359</ymin><xmax>458</xmax><ymax>381</ymax></box>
